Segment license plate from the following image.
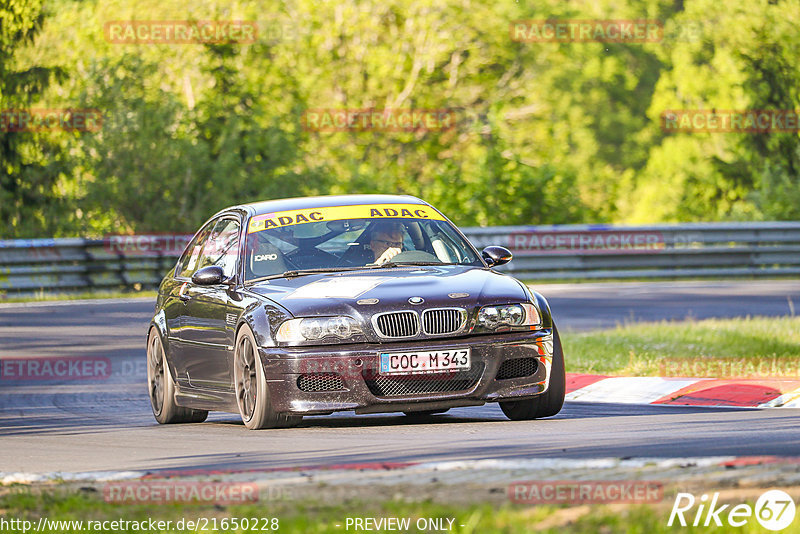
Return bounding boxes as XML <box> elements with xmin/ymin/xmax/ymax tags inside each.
<box><xmin>379</xmin><ymin>348</ymin><xmax>471</xmax><ymax>375</ymax></box>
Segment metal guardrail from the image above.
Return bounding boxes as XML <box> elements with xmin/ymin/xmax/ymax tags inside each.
<box><xmin>0</xmin><ymin>222</ymin><xmax>799</xmax><ymax>294</ymax></box>
<box><xmin>468</xmin><ymin>221</ymin><xmax>800</xmax><ymax>280</ymax></box>
<box><xmin>0</xmin><ymin>236</ymin><xmax>191</xmax><ymax>294</ymax></box>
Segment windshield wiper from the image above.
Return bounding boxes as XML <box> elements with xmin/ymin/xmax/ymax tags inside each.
<box><xmin>247</xmin><ymin>266</ymin><xmax>370</xmax><ymax>283</ymax></box>
<box><xmin>385</xmin><ymin>261</ymin><xmax>460</xmax><ymax>266</ymax></box>
<box><xmin>361</xmin><ymin>261</ymin><xmax>460</xmax><ymax>268</ymax></box>
<box><xmin>246</xmin><ymin>262</ymin><xmax>460</xmax><ymax>284</ymax></box>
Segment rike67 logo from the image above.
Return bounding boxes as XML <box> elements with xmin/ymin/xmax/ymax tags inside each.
<box><xmin>669</xmin><ymin>490</ymin><xmax>796</xmax><ymax>531</ymax></box>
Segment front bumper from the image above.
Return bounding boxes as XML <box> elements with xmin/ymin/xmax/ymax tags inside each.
<box><xmin>258</xmin><ymin>330</ymin><xmax>553</xmax><ymax>415</ymax></box>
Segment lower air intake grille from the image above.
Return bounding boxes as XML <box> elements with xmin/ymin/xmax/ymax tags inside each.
<box><xmin>364</xmin><ymin>363</ymin><xmax>484</xmax><ymax>397</ymax></box>
<box><xmin>297</xmin><ymin>373</ymin><xmax>347</xmax><ymax>392</ymax></box>
<box><xmin>496</xmin><ymin>358</ymin><xmax>539</xmax><ymax>380</ymax></box>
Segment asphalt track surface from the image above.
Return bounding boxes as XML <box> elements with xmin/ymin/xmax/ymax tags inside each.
<box><xmin>1</xmin><ymin>280</ymin><xmax>799</xmax><ymax>476</ymax></box>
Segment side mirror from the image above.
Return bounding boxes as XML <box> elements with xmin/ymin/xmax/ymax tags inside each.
<box><xmin>192</xmin><ymin>265</ymin><xmax>225</xmax><ymax>285</ymax></box>
<box><xmin>482</xmin><ymin>246</ymin><xmax>512</xmax><ymax>267</ymax></box>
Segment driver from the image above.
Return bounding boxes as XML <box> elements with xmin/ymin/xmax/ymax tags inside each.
<box><xmin>368</xmin><ymin>222</ymin><xmax>405</xmax><ymax>264</ymax></box>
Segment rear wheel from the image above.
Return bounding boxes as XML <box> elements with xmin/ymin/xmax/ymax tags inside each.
<box><xmin>147</xmin><ymin>327</ymin><xmax>208</xmax><ymax>424</ymax></box>
<box><xmin>234</xmin><ymin>325</ymin><xmax>302</xmax><ymax>430</ymax></box>
<box><xmin>500</xmin><ymin>325</ymin><xmax>565</xmax><ymax>420</ymax></box>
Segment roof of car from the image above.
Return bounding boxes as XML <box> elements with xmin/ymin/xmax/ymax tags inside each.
<box><xmin>240</xmin><ymin>194</ymin><xmax>430</xmax><ymax>216</ymax></box>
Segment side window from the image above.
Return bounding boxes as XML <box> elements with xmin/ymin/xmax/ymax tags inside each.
<box><xmin>423</xmin><ymin>221</ymin><xmax>471</xmax><ymax>263</ymax></box>
<box><xmin>175</xmin><ymin>223</ymin><xmax>214</xmax><ymax>279</ymax></box>
<box><xmin>196</xmin><ymin>218</ymin><xmax>241</xmax><ymax>279</ymax></box>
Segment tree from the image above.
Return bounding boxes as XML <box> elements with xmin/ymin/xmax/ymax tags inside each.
<box><xmin>627</xmin><ymin>0</ymin><xmax>800</xmax><ymax>222</ymax></box>
<box><xmin>0</xmin><ymin>0</ymin><xmax>70</xmax><ymax>236</ymax></box>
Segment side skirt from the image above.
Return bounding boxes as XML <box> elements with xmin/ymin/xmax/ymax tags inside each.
<box><xmin>174</xmin><ymin>384</ymin><xmax>238</xmax><ymax>413</ymax></box>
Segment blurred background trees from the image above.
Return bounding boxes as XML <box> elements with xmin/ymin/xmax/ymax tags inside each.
<box><xmin>1</xmin><ymin>0</ymin><xmax>70</xmax><ymax>236</ymax></box>
<box><xmin>2</xmin><ymin>0</ymin><xmax>798</xmax><ymax>236</ymax></box>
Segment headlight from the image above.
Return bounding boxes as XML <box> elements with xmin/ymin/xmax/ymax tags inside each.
<box><xmin>276</xmin><ymin>316</ymin><xmax>363</xmax><ymax>343</ymax></box>
<box><xmin>476</xmin><ymin>303</ymin><xmax>540</xmax><ymax>330</ymax></box>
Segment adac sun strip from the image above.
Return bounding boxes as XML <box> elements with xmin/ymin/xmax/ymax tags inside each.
<box><xmin>247</xmin><ymin>203</ymin><xmax>446</xmax><ymax>233</ymax></box>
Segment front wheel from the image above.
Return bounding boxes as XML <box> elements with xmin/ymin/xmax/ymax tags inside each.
<box><xmin>500</xmin><ymin>325</ymin><xmax>565</xmax><ymax>420</ymax></box>
<box><xmin>147</xmin><ymin>327</ymin><xmax>208</xmax><ymax>424</ymax></box>
<box><xmin>234</xmin><ymin>325</ymin><xmax>302</xmax><ymax>430</ymax></box>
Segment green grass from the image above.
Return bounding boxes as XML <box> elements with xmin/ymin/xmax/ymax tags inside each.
<box><xmin>0</xmin><ymin>488</ymin><xmax>792</xmax><ymax>533</ymax></box>
<box><xmin>0</xmin><ymin>289</ymin><xmax>157</xmax><ymax>303</ymax></box>
<box><xmin>562</xmin><ymin>316</ymin><xmax>800</xmax><ymax>377</ymax></box>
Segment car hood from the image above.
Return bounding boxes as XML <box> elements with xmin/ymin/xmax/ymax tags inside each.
<box><xmin>246</xmin><ymin>265</ymin><xmax>529</xmax><ymax>319</ymax></box>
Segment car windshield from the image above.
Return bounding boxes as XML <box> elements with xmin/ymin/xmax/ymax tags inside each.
<box><xmin>243</xmin><ymin>204</ymin><xmax>482</xmax><ymax>280</ymax></box>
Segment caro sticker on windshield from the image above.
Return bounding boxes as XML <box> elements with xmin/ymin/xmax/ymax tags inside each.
<box><xmin>285</xmin><ymin>277</ymin><xmax>388</xmax><ymax>299</ymax></box>
<box><xmin>247</xmin><ymin>204</ymin><xmax>446</xmax><ymax>233</ymax></box>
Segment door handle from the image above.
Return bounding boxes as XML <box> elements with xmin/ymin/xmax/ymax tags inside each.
<box><xmin>178</xmin><ymin>282</ymin><xmax>191</xmax><ymax>303</ymax></box>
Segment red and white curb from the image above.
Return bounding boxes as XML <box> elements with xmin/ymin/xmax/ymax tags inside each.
<box><xmin>567</xmin><ymin>373</ymin><xmax>800</xmax><ymax>408</ymax></box>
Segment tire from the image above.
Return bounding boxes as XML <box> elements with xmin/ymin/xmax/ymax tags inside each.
<box><xmin>234</xmin><ymin>325</ymin><xmax>302</xmax><ymax>430</ymax></box>
<box><xmin>500</xmin><ymin>325</ymin><xmax>565</xmax><ymax>420</ymax></box>
<box><xmin>147</xmin><ymin>327</ymin><xmax>208</xmax><ymax>424</ymax></box>
<box><xmin>403</xmin><ymin>409</ymin><xmax>449</xmax><ymax>417</ymax></box>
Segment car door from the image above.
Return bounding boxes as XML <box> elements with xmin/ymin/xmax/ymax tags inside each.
<box><xmin>180</xmin><ymin>217</ymin><xmax>242</xmax><ymax>391</ymax></box>
<box><xmin>166</xmin><ymin>222</ymin><xmax>215</xmax><ymax>387</ymax></box>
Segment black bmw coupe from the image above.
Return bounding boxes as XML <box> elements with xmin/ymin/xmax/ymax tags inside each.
<box><xmin>147</xmin><ymin>194</ymin><xmax>565</xmax><ymax>429</ymax></box>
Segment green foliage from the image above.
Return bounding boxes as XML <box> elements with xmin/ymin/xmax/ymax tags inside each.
<box><xmin>627</xmin><ymin>0</ymin><xmax>800</xmax><ymax>222</ymax></box>
<box><xmin>2</xmin><ymin>0</ymin><xmax>799</xmax><ymax>237</ymax></box>
<box><xmin>0</xmin><ymin>0</ymin><xmax>71</xmax><ymax>236</ymax></box>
